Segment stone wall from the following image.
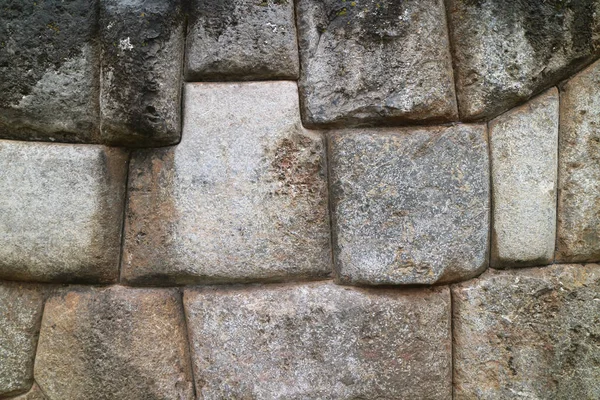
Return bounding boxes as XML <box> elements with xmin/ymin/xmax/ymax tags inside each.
<box><xmin>0</xmin><ymin>0</ymin><xmax>599</xmax><ymax>399</ymax></box>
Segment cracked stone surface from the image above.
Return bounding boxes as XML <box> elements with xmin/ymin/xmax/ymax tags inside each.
<box><xmin>0</xmin><ymin>282</ymin><xmax>45</xmax><ymax>398</ymax></box>
<box><xmin>184</xmin><ymin>282</ymin><xmax>451</xmax><ymax>399</ymax></box>
<box><xmin>296</xmin><ymin>0</ymin><xmax>457</xmax><ymax>128</ymax></box>
<box><xmin>0</xmin><ymin>0</ymin><xmax>100</xmax><ymax>143</ymax></box>
<box><xmin>329</xmin><ymin>124</ymin><xmax>490</xmax><ymax>285</ymax></box>
<box><xmin>185</xmin><ymin>0</ymin><xmax>299</xmax><ymax>81</ymax></box>
<box><xmin>453</xmin><ymin>264</ymin><xmax>600</xmax><ymax>399</ymax></box>
<box><xmin>0</xmin><ymin>141</ymin><xmax>128</xmax><ymax>283</ymax></box>
<box><xmin>489</xmin><ymin>88</ymin><xmax>559</xmax><ymax>268</ymax></box>
<box><xmin>122</xmin><ymin>81</ymin><xmax>331</xmax><ymax>285</ymax></box>
<box><xmin>34</xmin><ymin>286</ymin><xmax>194</xmax><ymax>400</ymax></box>
<box><xmin>557</xmin><ymin>59</ymin><xmax>600</xmax><ymax>263</ymax></box>
<box><xmin>447</xmin><ymin>0</ymin><xmax>600</xmax><ymax>120</ymax></box>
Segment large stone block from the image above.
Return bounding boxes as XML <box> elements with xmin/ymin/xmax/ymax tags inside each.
<box><xmin>0</xmin><ymin>141</ymin><xmax>128</xmax><ymax>283</ymax></box>
<box><xmin>99</xmin><ymin>0</ymin><xmax>185</xmax><ymax>146</ymax></box>
<box><xmin>6</xmin><ymin>384</ymin><xmax>46</xmax><ymax>400</ymax></box>
<box><xmin>557</xmin><ymin>59</ymin><xmax>600</xmax><ymax>263</ymax></box>
<box><xmin>489</xmin><ymin>88</ymin><xmax>559</xmax><ymax>268</ymax></box>
<box><xmin>296</xmin><ymin>0</ymin><xmax>457</xmax><ymax>128</ymax></box>
<box><xmin>453</xmin><ymin>264</ymin><xmax>600</xmax><ymax>399</ymax></box>
<box><xmin>184</xmin><ymin>282</ymin><xmax>451</xmax><ymax>399</ymax></box>
<box><xmin>0</xmin><ymin>282</ymin><xmax>45</xmax><ymax>398</ymax></box>
<box><xmin>185</xmin><ymin>0</ymin><xmax>299</xmax><ymax>81</ymax></box>
<box><xmin>34</xmin><ymin>286</ymin><xmax>194</xmax><ymax>400</ymax></box>
<box><xmin>122</xmin><ymin>82</ymin><xmax>331</xmax><ymax>285</ymax></box>
<box><xmin>447</xmin><ymin>0</ymin><xmax>600</xmax><ymax>120</ymax></box>
<box><xmin>0</xmin><ymin>0</ymin><xmax>100</xmax><ymax>143</ymax></box>
<box><xmin>329</xmin><ymin>124</ymin><xmax>489</xmax><ymax>285</ymax></box>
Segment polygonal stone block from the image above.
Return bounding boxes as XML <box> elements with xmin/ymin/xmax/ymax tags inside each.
<box><xmin>329</xmin><ymin>124</ymin><xmax>490</xmax><ymax>285</ymax></box>
<box><xmin>184</xmin><ymin>282</ymin><xmax>452</xmax><ymax>399</ymax></box>
<box><xmin>122</xmin><ymin>82</ymin><xmax>331</xmax><ymax>285</ymax></box>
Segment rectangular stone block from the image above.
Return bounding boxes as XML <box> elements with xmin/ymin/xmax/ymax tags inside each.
<box><xmin>453</xmin><ymin>264</ymin><xmax>600</xmax><ymax>399</ymax></box>
<box><xmin>296</xmin><ymin>0</ymin><xmax>458</xmax><ymax>127</ymax></box>
<box><xmin>99</xmin><ymin>0</ymin><xmax>185</xmax><ymax>146</ymax></box>
<box><xmin>122</xmin><ymin>82</ymin><xmax>331</xmax><ymax>285</ymax></box>
<box><xmin>185</xmin><ymin>0</ymin><xmax>299</xmax><ymax>81</ymax></box>
<box><xmin>0</xmin><ymin>0</ymin><xmax>100</xmax><ymax>143</ymax></box>
<box><xmin>0</xmin><ymin>141</ymin><xmax>128</xmax><ymax>283</ymax></box>
<box><xmin>184</xmin><ymin>282</ymin><xmax>451</xmax><ymax>399</ymax></box>
<box><xmin>0</xmin><ymin>282</ymin><xmax>45</xmax><ymax>398</ymax></box>
<box><xmin>329</xmin><ymin>124</ymin><xmax>490</xmax><ymax>285</ymax></box>
<box><xmin>34</xmin><ymin>286</ymin><xmax>194</xmax><ymax>400</ymax></box>
<box><xmin>557</xmin><ymin>59</ymin><xmax>600</xmax><ymax>263</ymax></box>
<box><xmin>489</xmin><ymin>88</ymin><xmax>559</xmax><ymax>268</ymax></box>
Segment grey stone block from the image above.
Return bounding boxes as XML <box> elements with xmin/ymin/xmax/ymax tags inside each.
<box><xmin>6</xmin><ymin>384</ymin><xmax>47</xmax><ymax>400</ymax></box>
<box><xmin>0</xmin><ymin>282</ymin><xmax>45</xmax><ymax>398</ymax></box>
<box><xmin>99</xmin><ymin>0</ymin><xmax>185</xmax><ymax>147</ymax></box>
<box><xmin>0</xmin><ymin>0</ymin><xmax>100</xmax><ymax>143</ymax></box>
<box><xmin>296</xmin><ymin>0</ymin><xmax>458</xmax><ymax>128</ymax></box>
<box><xmin>329</xmin><ymin>124</ymin><xmax>490</xmax><ymax>285</ymax></box>
<box><xmin>184</xmin><ymin>282</ymin><xmax>452</xmax><ymax>399</ymax></box>
<box><xmin>557</xmin><ymin>59</ymin><xmax>600</xmax><ymax>263</ymax></box>
<box><xmin>453</xmin><ymin>264</ymin><xmax>600</xmax><ymax>399</ymax></box>
<box><xmin>490</xmin><ymin>88</ymin><xmax>559</xmax><ymax>268</ymax></box>
<box><xmin>185</xmin><ymin>0</ymin><xmax>299</xmax><ymax>81</ymax></box>
<box><xmin>122</xmin><ymin>82</ymin><xmax>331</xmax><ymax>285</ymax></box>
<box><xmin>447</xmin><ymin>0</ymin><xmax>600</xmax><ymax>120</ymax></box>
<box><xmin>0</xmin><ymin>141</ymin><xmax>128</xmax><ymax>283</ymax></box>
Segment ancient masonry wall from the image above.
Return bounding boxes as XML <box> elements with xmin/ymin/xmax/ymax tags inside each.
<box><xmin>0</xmin><ymin>1</ymin><xmax>599</xmax><ymax>399</ymax></box>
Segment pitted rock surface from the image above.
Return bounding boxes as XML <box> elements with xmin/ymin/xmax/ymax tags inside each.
<box><xmin>122</xmin><ymin>82</ymin><xmax>331</xmax><ymax>285</ymax></box>
<box><xmin>185</xmin><ymin>0</ymin><xmax>299</xmax><ymax>81</ymax></box>
<box><xmin>99</xmin><ymin>0</ymin><xmax>184</xmax><ymax>146</ymax></box>
<box><xmin>34</xmin><ymin>286</ymin><xmax>194</xmax><ymax>400</ymax></box>
<box><xmin>0</xmin><ymin>0</ymin><xmax>100</xmax><ymax>143</ymax></box>
<box><xmin>490</xmin><ymin>88</ymin><xmax>559</xmax><ymax>268</ymax></box>
<box><xmin>557</xmin><ymin>59</ymin><xmax>600</xmax><ymax>263</ymax></box>
<box><xmin>447</xmin><ymin>0</ymin><xmax>600</xmax><ymax>120</ymax></box>
<box><xmin>0</xmin><ymin>141</ymin><xmax>128</xmax><ymax>283</ymax></box>
<box><xmin>453</xmin><ymin>264</ymin><xmax>600</xmax><ymax>399</ymax></box>
<box><xmin>6</xmin><ymin>384</ymin><xmax>47</xmax><ymax>400</ymax></box>
<box><xmin>329</xmin><ymin>124</ymin><xmax>489</xmax><ymax>285</ymax></box>
<box><xmin>296</xmin><ymin>0</ymin><xmax>457</xmax><ymax>128</ymax></box>
<box><xmin>0</xmin><ymin>282</ymin><xmax>45</xmax><ymax>398</ymax></box>
<box><xmin>184</xmin><ymin>282</ymin><xmax>451</xmax><ymax>399</ymax></box>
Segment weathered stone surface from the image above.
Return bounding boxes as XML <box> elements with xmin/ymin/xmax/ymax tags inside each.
<box><xmin>34</xmin><ymin>286</ymin><xmax>194</xmax><ymax>400</ymax></box>
<box><xmin>99</xmin><ymin>0</ymin><xmax>184</xmax><ymax>147</ymax></box>
<box><xmin>296</xmin><ymin>0</ymin><xmax>457</xmax><ymax>128</ymax></box>
<box><xmin>185</xmin><ymin>0</ymin><xmax>299</xmax><ymax>81</ymax></box>
<box><xmin>453</xmin><ymin>264</ymin><xmax>600</xmax><ymax>399</ymax></box>
<box><xmin>329</xmin><ymin>124</ymin><xmax>489</xmax><ymax>285</ymax></box>
<box><xmin>0</xmin><ymin>0</ymin><xmax>100</xmax><ymax>143</ymax></box>
<box><xmin>0</xmin><ymin>282</ymin><xmax>45</xmax><ymax>398</ymax></box>
<box><xmin>490</xmin><ymin>88</ymin><xmax>559</xmax><ymax>268</ymax></box>
<box><xmin>557</xmin><ymin>59</ymin><xmax>600</xmax><ymax>263</ymax></box>
<box><xmin>447</xmin><ymin>0</ymin><xmax>600</xmax><ymax>121</ymax></box>
<box><xmin>0</xmin><ymin>141</ymin><xmax>128</xmax><ymax>283</ymax></box>
<box><xmin>7</xmin><ymin>384</ymin><xmax>47</xmax><ymax>400</ymax></box>
<box><xmin>122</xmin><ymin>82</ymin><xmax>331</xmax><ymax>285</ymax></box>
<box><xmin>184</xmin><ymin>282</ymin><xmax>451</xmax><ymax>399</ymax></box>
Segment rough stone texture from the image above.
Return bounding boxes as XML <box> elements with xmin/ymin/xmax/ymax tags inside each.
<box><xmin>122</xmin><ymin>82</ymin><xmax>331</xmax><ymax>285</ymax></box>
<box><xmin>489</xmin><ymin>88</ymin><xmax>559</xmax><ymax>268</ymax></box>
<box><xmin>557</xmin><ymin>59</ymin><xmax>600</xmax><ymax>263</ymax></box>
<box><xmin>0</xmin><ymin>282</ymin><xmax>45</xmax><ymax>398</ymax></box>
<box><xmin>447</xmin><ymin>0</ymin><xmax>600</xmax><ymax>121</ymax></box>
<box><xmin>296</xmin><ymin>0</ymin><xmax>458</xmax><ymax>128</ymax></box>
<box><xmin>185</xmin><ymin>0</ymin><xmax>299</xmax><ymax>81</ymax></box>
<box><xmin>329</xmin><ymin>124</ymin><xmax>489</xmax><ymax>285</ymax></box>
<box><xmin>184</xmin><ymin>282</ymin><xmax>451</xmax><ymax>399</ymax></box>
<box><xmin>453</xmin><ymin>264</ymin><xmax>600</xmax><ymax>399</ymax></box>
<box><xmin>6</xmin><ymin>384</ymin><xmax>47</xmax><ymax>400</ymax></box>
<box><xmin>0</xmin><ymin>141</ymin><xmax>128</xmax><ymax>283</ymax></box>
<box><xmin>34</xmin><ymin>286</ymin><xmax>194</xmax><ymax>400</ymax></box>
<box><xmin>99</xmin><ymin>0</ymin><xmax>184</xmax><ymax>147</ymax></box>
<box><xmin>0</xmin><ymin>0</ymin><xmax>100</xmax><ymax>143</ymax></box>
